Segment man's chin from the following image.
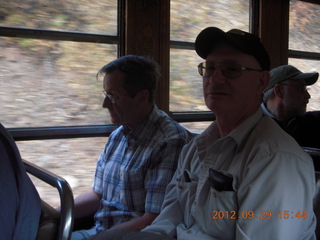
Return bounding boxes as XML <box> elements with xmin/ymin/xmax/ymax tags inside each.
<box><xmin>110</xmin><ymin>116</ymin><xmax>120</xmax><ymax>125</ymax></box>
<box><xmin>297</xmin><ymin>109</ymin><xmax>307</xmax><ymax>117</ymax></box>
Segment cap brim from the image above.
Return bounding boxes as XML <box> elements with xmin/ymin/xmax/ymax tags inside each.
<box><xmin>291</xmin><ymin>72</ymin><xmax>319</xmax><ymax>85</ymax></box>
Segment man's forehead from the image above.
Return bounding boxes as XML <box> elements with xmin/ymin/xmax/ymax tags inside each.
<box><xmin>103</xmin><ymin>71</ymin><xmax>125</xmax><ymax>89</ymax></box>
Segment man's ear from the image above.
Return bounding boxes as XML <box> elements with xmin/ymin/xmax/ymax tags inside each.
<box><xmin>258</xmin><ymin>70</ymin><xmax>270</xmax><ymax>93</ymax></box>
<box><xmin>274</xmin><ymin>84</ymin><xmax>284</xmax><ymax>98</ymax></box>
<box><xmin>137</xmin><ymin>89</ymin><xmax>150</xmax><ymax>103</ymax></box>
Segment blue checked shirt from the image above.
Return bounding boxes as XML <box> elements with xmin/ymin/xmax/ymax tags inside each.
<box><xmin>92</xmin><ymin>105</ymin><xmax>192</xmax><ymax>232</ymax></box>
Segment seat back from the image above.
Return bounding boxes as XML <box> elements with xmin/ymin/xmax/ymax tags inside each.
<box><xmin>314</xmin><ymin>172</ymin><xmax>320</xmax><ymax>239</ymax></box>
<box><xmin>0</xmin><ymin>125</ymin><xmax>41</xmax><ymax>240</ymax></box>
<box><xmin>0</xmin><ymin>123</ymin><xmax>74</xmax><ymax>239</ymax></box>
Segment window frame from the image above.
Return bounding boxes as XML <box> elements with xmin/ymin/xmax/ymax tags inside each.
<box><xmin>1</xmin><ymin>0</ymin><xmax>319</xmax><ymax>141</ymax></box>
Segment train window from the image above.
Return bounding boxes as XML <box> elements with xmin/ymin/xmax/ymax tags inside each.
<box><xmin>170</xmin><ymin>0</ymin><xmax>250</xmax><ymax>42</ymax></box>
<box><xmin>169</xmin><ymin>0</ymin><xmax>250</xmax><ymax>112</ymax></box>
<box><xmin>289</xmin><ymin>0</ymin><xmax>320</xmax><ymax>111</ymax></box>
<box><xmin>0</xmin><ymin>37</ymin><xmax>117</xmax><ymax>128</ymax></box>
<box><xmin>0</xmin><ymin>0</ymin><xmax>119</xmax><ymax>205</ymax></box>
<box><xmin>17</xmin><ymin>137</ymin><xmax>106</xmax><ymax>206</ymax></box>
<box><xmin>0</xmin><ymin>0</ymin><xmax>117</xmax><ymax>35</ymax></box>
<box><xmin>0</xmin><ymin>0</ymin><xmax>119</xmax><ymax>128</ymax></box>
<box><xmin>170</xmin><ymin>48</ymin><xmax>207</xmax><ymax>112</ymax></box>
<box><xmin>289</xmin><ymin>0</ymin><xmax>320</xmax><ymax>53</ymax></box>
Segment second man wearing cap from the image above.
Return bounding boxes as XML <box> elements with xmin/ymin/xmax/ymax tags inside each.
<box><xmin>262</xmin><ymin>65</ymin><xmax>320</xmax><ymax>148</ymax></box>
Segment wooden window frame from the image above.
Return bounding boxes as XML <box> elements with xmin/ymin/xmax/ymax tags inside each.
<box><xmin>1</xmin><ymin>0</ymin><xmax>319</xmax><ymax>140</ymax></box>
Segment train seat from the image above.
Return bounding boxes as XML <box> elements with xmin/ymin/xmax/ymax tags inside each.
<box><xmin>315</xmin><ymin>171</ymin><xmax>320</xmax><ymax>239</ymax></box>
<box><xmin>0</xmin><ymin>123</ymin><xmax>74</xmax><ymax>240</ymax></box>
<box><xmin>24</xmin><ymin>159</ymin><xmax>75</xmax><ymax>240</ymax></box>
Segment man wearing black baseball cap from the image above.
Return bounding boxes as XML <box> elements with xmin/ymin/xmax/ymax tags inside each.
<box><xmin>262</xmin><ymin>65</ymin><xmax>319</xmax><ymax>148</ymax></box>
<box><xmin>86</xmin><ymin>27</ymin><xmax>316</xmax><ymax>240</ymax></box>
<box><xmin>142</xmin><ymin>27</ymin><xmax>315</xmax><ymax>240</ymax></box>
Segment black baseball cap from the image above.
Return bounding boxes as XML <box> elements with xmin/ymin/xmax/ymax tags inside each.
<box><xmin>195</xmin><ymin>27</ymin><xmax>270</xmax><ymax>70</ymax></box>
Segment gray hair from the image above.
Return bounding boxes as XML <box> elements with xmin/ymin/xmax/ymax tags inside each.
<box><xmin>263</xmin><ymin>87</ymin><xmax>275</xmax><ymax>103</ymax></box>
<box><xmin>97</xmin><ymin>55</ymin><xmax>160</xmax><ymax>103</ymax></box>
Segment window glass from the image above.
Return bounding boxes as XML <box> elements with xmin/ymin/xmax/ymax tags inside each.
<box><xmin>170</xmin><ymin>0</ymin><xmax>250</xmax><ymax>111</ymax></box>
<box><xmin>289</xmin><ymin>0</ymin><xmax>320</xmax><ymax>53</ymax></box>
<box><xmin>170</xmin><ymin>49</ymin><xmax>208</xmax><ymax>112</ymax></box>
<box><xmin>170</xmin><ymin>0</ymin><xmax>250</xmax><ymax>42</ymax></box>
<box><xmin>288</xmin><ymin>58</ymin><xmax>320</xmax><ymax>111</ymax></box>
<box><xmin>0</xmin><ymin>37</ymin><xmax>117</xmax><ymax>127</ymax></box>
<box><xmin>181</xmin><ymin>121</ymin><xmax>211</xmax><ymax>134</ymax></box>
<box><xmin>0</xmin><ymin>0</ymin><xmax>117</xmax><ymax>35</ymax></box>
<box><xmin>18</xmin><ymin>137</ymin><xmax>106</xmax><ymax>207</ymax></box>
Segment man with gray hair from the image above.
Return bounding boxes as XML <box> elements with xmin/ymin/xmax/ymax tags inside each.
<box><xmin>71</xmin><ymin>55</ymin><xmax>192</xmax><ymax>239</ymax></box>
<box><xmin>262</xmin><ymin>65</ymin><xmax>319</xmax><ymax>148</ymax></box>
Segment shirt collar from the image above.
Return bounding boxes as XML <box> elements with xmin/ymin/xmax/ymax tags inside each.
<box><xmin>228</xmin><ymin>107</ymin><xmax>263</xmax><ymax>148</ymax></box>
<box><xmin>261</xmin><ymin>102</ymin><xmax>276</xmax><ymax>118</ymax></box>
<box><xmin>122</xmin><ymin>104</ymin><xmax>160</xmax><ymax>144</ymax></box>
<box><xmin>196</xmin><ymin>107</ymin><xmax>264</xmax><ymax>160</ymax></box>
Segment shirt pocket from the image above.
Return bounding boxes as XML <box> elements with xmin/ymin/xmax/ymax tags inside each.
<box><xmin>120</xmin><ymin>168</ymin><xmax>146</xmax><ymax>211</ymax></box>
<box><xmin>202</xmin><ymin>188</ymin><xmax>238</xmax><ymax>239</ymax></box>
<box><xmin>176</xmin><ymin>179</ymin><xmax>198</xmax><ymax>227</ymax></box>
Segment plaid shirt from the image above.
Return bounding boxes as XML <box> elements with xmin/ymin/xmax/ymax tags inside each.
<box><xmin>93</xmin><ymin>105</ymin><xmax>192</xmax><ymax>232</ymax></box>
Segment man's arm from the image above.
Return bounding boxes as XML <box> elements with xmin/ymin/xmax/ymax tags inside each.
<box><xmin>74</xmin><ymin>189</ymin><xmax>102</xmax><ymax>219</ymax></box>
<box><xmin>141</xmin><ymin>160</ymin><xmax>186</xmax><ymax>238</ymax></box>
<box><xmin>109</xmin><ymin>212</ymin><xmax>158</xmax><ymax>231</ymax></box>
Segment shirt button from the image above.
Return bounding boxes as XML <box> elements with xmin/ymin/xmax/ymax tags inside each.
<box><xmin>120</xmin><ymin>171</ymin><xmax>123</xmax><ymax>177</ymax></box>
<box><xmin>187</xmin><ymin>230</ymin><xmax>192</xmax><ymax>234</ymax></box>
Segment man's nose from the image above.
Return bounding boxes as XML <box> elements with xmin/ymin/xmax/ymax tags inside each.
<box><xmin>102</xmin><ymin>97</ymin><xmax>112</xmax><ymax>108</ymax></box>
<box><xmin>305</xmin><ymin>90</ymin><xmax>311</xmax><ymax>100</ymax></box>
<box><xmin>208</xmin><ymin>67</ymin><xmax>224</xmax><ymax>83</ymax></box>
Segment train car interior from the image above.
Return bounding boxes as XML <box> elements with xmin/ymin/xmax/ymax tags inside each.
<box><xmin>0</xmin><ymin>0</ymin><xmax>319</xmax><ymax>239</ymax></box>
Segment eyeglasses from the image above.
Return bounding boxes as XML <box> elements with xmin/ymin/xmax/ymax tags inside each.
<box><xmin>197</xmin><ymin>62</ymin><xmax>263</xmax><ymax>79</ymax></box>
<box><xmin>280</xmin><ymin>84</ymin><xmax>308</xmax><ymax>93</ymax></box>
<box><xmin>102</xmin><ymin>90</ymin><xmax>115</xmax><ymax>104</ymax></box>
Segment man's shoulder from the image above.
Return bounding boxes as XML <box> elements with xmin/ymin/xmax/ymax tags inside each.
<box><xmin>305</xmin><ymin>110</ymin><xmax>320</xmax><ymax>117</ymax></box>
<box><xmin>251</xmin><ymin>115</ymin><xmax>309</xmax><ymax>156</ymax></box>
<box><xmin>285</xmin><ymin>111</ymin><xmax>320</xmax><ymax>148</ymax></box>
<box><xmin>155</xmin><ymin>117</ymin><xmax>193</xmax><ymax>142</ymax></box>
<box><xmin>151</xmin><ymin>108</ymin><xmax>192</xmax><ymax>140</ymax></box>
<box><xmin>301</xmin><ymin>111</ymin><xmax>320</xmax><ymax>123</ymax></box>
